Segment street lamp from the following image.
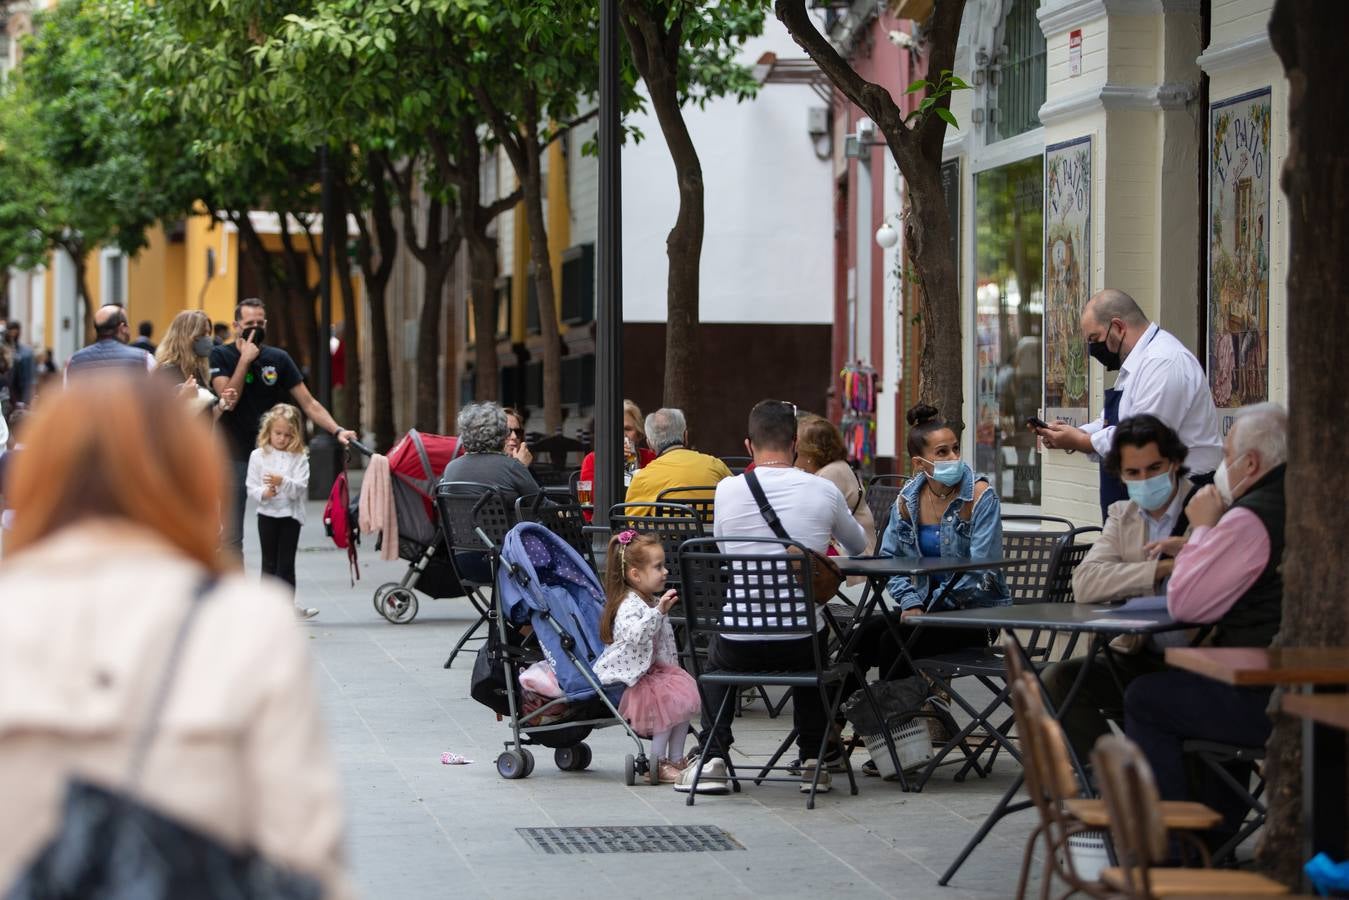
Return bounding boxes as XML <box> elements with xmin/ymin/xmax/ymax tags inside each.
<box><xmin>875</xmin><ymin>219</ymin><xmax>899</xmax><ymax>249</ymax></box>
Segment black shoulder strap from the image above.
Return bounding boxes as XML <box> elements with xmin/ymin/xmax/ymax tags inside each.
<box><xmin>1172</xmin><ymin>481</ymin><xmax>1203</xmax><ymax>537</ymax></box>
<box><xmin>743</xmin><ymin>469</ymin><xmax>790</xmax><ymax>541</ymax></box>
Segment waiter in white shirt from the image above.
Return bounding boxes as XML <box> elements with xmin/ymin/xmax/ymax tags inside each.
<box><xmin>1035</xmin><ymin>289</ymin><xmax>1223</xmax><ymax>519</ymax></box>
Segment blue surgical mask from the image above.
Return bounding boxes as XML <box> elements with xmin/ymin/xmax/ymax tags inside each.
<box><xmin>924</xmin><ymin>459</ymin><xmax>966</xmax><ymax>487</ymax></box>
<box><xmin>1125</xmin><ymin>469</ymin><xmax>1175</xmax><ymax>511</ymax></box>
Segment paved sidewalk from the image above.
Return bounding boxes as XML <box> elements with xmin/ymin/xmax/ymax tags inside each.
<box><xmin>274</xmin><ymin>500</ymin><xmax>1044</xmax><ymax>899</ymax></box>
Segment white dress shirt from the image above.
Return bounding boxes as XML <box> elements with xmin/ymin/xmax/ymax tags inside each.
<box><xmin>1082</xmin><ymin>323</ymin><xmax>1223</xmax><ymax>474</ymax></box>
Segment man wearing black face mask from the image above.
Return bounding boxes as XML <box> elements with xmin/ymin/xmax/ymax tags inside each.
<box><xmin>210</xmin><ymin>297</ymin><xmax>355</xmax><ymax>562</ymax></box>
<box><xmin>1034</xmin><ymin>289</ymin><xmax>1222</xmax><ymax>519</ymax></box>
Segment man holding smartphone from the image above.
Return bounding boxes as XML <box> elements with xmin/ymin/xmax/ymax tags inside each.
<box><xmin>211</xmin><ymin>298</ymin><xmax>355</xmax><ymax>560</ymax></box>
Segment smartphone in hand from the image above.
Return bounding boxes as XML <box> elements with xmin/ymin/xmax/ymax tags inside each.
<box><xmin>1025</xmin><ymin>415</ymin><xmax>1050</xmax><ymax>430</ymax></box>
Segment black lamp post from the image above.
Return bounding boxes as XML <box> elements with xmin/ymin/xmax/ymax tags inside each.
<box><xmin>309</xmin><ymin>144</ymin><xmax>339</xmax><ymax>499</ymax></box>
<box><xmin>595</xmin><ymin>0</ymin><xmax>625</xmax><ymax>519</ymax></box>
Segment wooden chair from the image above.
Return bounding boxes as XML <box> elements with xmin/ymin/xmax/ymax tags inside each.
<box><xmin>1003</xmin><ymin>637</ymin><xmax>1223</xmax><ymax>900</ymax></box>
<box><xmin>1091</xmin><ymin>735</ymin><xmax>1290</xmax><ymax>898</ymax></box>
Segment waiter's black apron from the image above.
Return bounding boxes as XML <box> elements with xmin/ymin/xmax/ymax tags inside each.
<box><xmin>1098</xmin><ymin>387</ymin><xmax>1129</xmax><ymax>520</ymax></box>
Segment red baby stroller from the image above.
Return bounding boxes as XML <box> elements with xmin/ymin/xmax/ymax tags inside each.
<box><xmin>355</xmin><ymin>429</ymin><xmax>467</xmax><ymax>624</ymax></box>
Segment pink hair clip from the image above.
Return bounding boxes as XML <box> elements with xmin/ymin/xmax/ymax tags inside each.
<box><xmin>617</xmin><ymin>529</ymin><xmax>637</xmax><ymax>545</ymax></box>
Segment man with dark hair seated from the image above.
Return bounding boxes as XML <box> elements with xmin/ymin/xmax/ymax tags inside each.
<box><xmin>1041</xmin><ymin>414</ymin><xmax>1200</xmax><ymax>761</ymax></box>
<box><xmin>679</xmin><ymin>400</ymin><xmax>867</xmax><ymax>795</ymax></box>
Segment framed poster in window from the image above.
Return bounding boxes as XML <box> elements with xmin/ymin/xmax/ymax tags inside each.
<box><xmin>1043</xmin><ymin>135</ymin><xmax>1091</xmax><ymax>426</ymax></box>
<box><xmin>1207</xmin><ymin>88</ymin><xmax>1271</xmax><ymax>426</ymax></box>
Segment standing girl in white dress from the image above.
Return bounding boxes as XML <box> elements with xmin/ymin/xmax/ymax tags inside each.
<box><xmin>592</xmin><ymin>530</ymin><xmax>701</xmax><ymax>785</ymax></box>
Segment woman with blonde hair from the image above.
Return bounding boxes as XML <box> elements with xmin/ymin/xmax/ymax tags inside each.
<box><xmin>155</xmin><ymin>309</ymin><xmax>235</xmax><ymax>414</ymax></box>
<box><xmin>0</xmin><ymin>377</ymin><xmax>350</xmax><ymax>896</ymax></box>
<box><xmin>578</xmin><ymin>399</ymin><xmax>657</xmax><ymax>517</ymax></box>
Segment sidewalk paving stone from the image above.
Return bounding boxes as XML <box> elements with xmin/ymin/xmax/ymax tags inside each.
<box><xmin>272</xmin><ymin>499</ymin><xmax>1045</xmax><ymax>899</ymax></box>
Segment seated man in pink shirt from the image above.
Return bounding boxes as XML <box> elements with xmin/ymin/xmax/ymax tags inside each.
<box><xmin>1123</xmin><ymin>402</ymin><xmax>1286</xmax><ymax>845</ymax></box>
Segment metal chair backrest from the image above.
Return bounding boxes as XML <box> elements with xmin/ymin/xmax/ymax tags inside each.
<box><xmin>609</xmin><ymin>502</ymin><xmax>704</xmax><ymax>588</ymax></box>
<box><xmin>655</xmin><ymin>485</ymin><xmax>717</xmax><ymax>526</ymax></box>
<box><xmin>516</xmin><ymin>494</ymin><xmax>595</xmax><ymax>569</ymax></box>
<box><xmin>1092</xmin><ymin>735</ymin><xmax>1170</xmax><ymax>898</ymax></box>
<box><xmin>718</xmin><ymin>456</ymin><xmax>751</xmax><ymax>475</ymax></box>
<box><xmin>678</xmin><ymin>535</ymin><xmax>822</xmax><ymax>647</ymax></box>
<box><xmin>865</xmin><ymin>475</ymin><xmax>906</xmax><ymax>537</ymax></box>
<box><xmin>1044</xmin><ymin>525</ymin><xmax>1102</xmax><ymax>603</ymax></box>
<box><xmin>1000</xmin><ymin>515</ymin><xmax>1076</xmax><ymax>604</ymax></box>
<box><xmin>435</xmin><ymin>482</ymin><xmax>495</xmax><ymax>554</ymax></box>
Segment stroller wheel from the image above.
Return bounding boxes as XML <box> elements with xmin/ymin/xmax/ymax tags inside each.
<box><xmin>555</xmin><ymin>743</ymin><xmax>592</xmax><ymax>772</ymax></box>
<box><xmin>372</xmin><ymin>583</ymin><xmax>396</xmax><ymax>615</ymax></box>
<box><xmin>497</xmin><ymin>749</ymin><xmax>529</xmax><ymax>780</ymax></box>
<box><xmin>377</xmin><ymin>587</ymin><xmax>419</xmax><ymax>624</ymax></box>
<box><xmin>624</xmin><ymin>754</ymin><xmax>636</xmax><ymax>786</ymax></box>
<box><xmin>521</xmin><ymin>748</ymin><xmax>536</xmax><ymax>777</ymax></box>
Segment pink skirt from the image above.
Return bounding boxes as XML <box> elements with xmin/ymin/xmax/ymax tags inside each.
<box><xmin>618</xmin><ymin>662</ymin><xmax>702</xmax><ymax>737</ymax></box>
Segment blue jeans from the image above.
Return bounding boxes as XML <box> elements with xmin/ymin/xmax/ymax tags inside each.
<box><xmin>1124</xmin><ymin>669</ymin><xmax>1272</xmax><ymax>834</ymax></box>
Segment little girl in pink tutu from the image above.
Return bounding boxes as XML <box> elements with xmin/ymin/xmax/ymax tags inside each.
<box><xmin>592</xmin><ymin>530</ymin><xmax>702</xmax><ymax>785</ymax></box>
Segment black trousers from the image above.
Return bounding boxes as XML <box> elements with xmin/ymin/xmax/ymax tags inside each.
<box><xmin>851</xmin><ymin>612</ymin><xmax>990</xmax><ymax>681</ymax></box>
<box><xmin>258</xmin><ymin>514</ymin><xmax>302</xmax><ymax>591</ymax></box>
<box><xmin>1042</xmin><ymin>649</ymin><xmax>1169</xmax><ymax>762</ymax></box>
<box><xmin>227</xmin><ymin>460</ymin><xmax>248</xmax><ymax>559</ymax></box>
<box><xmin>699</xmin><ymin>630</ymin><xmax>832</xmax><ymax>763</ymax></box>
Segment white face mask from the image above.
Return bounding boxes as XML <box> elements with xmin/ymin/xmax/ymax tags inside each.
<box><xmin>1214</xmin><ymin>454</ymin><xmax>1251</xmax><ymax>505</ymax></box>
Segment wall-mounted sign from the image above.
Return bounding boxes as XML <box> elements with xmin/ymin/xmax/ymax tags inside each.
<box><xmin>1043</xmin><ymin>135</ymin><xmax>1092</xmax><ymax>426</ymax></box>
<box><xmin>1069</xmin><ymin>29</ymin><xmax>1082</xmax><ymax>77</ymax></box>
<box><xmin>1207</xmin><ymin>88</ymin><xmax>1272</xmax><ymax>420</ymax></box>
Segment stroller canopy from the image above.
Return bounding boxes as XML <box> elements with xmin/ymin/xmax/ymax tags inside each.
<box><xmin>387</xmin><ymin>430</ymin><xmax>458</xmax><ymax>521</ymax></box>
<box><xmin>497</xmin><ymin>523</ymin><xmax>612</xmax><ymax>704</ymax></box>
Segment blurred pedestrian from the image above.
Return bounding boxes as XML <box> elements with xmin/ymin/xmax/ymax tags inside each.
<box><xmin>66</xmin><ymin>305</ymin><xmax>155</xmax><ymax>377</ymax></box>
<box><xmin>131</xmin><ymin>319</ymin><xmax>157</xmax><ymax>353</ymax></box>
<box><xmin>4</xmin><ymin>320</ymin><xmax>35</xmax><ymax>410</ymax></box>
<box><xmin>0</xmin><ymin>377</ymin><xmax>350</xmax><ymax>896</ymax></box>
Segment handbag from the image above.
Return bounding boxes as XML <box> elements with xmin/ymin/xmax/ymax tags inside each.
<box><xmin>6</xmin><ymin>578</ymin><xmax>321</xmax><ymax>900</ymax></box>
<box><xmin>743</xmin><ymin>470</ymin><xmax>844</xmax><ymax>604</ymax></box>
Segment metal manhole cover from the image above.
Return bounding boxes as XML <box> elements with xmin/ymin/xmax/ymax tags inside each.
<box><xmin>517</xmin><ymin>825</ymin><xmax>743</xmax><ymax>854</ymax></box>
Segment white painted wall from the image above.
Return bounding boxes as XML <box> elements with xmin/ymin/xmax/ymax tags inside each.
<box><xmin>591</xmin><ymin>16</ymin><xmax>833</xmax><ymax>325</ymax></box>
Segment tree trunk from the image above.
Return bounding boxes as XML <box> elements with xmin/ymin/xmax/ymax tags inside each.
<box><xmin>775</xmin><ymin>0</ymin><xmax>967</xmax><ymax>427</ymax></box>
<box><xmin>359</xmin><ymin>154</ymin><xmax>398</xmax><ymax>452</ymax></box>
<box><xmin>621</xmin><ymin>5</ymin><xmax>703</xmax><ymax>416</ymax></box>
<box><xmin>277</xmin><ymin>215</ymin><xmax>320</xmax><ymax>376</ymax></box>
<box><xmin>413</xmin><ymin>197</ymin><xmax>453</xmax><ymax>431</ymax></box>
<box><xmin>1261</xmin><ymin>1</ymin><xmax>1349</xmax><ymax>883</ymax></box>
<box><xmin>335</xmin><ymin>249</ymin><xmax>361</xmax><ymax>435</ymax></box>
<box><xmin>69</xmin><ymin>246</ymin><xmax>93</xmax><ymax>346</ymax></box>
<box><xmin>469</xmin><ymin>235</ymin><xmax>500</xmax><ymax>403</ymax></box>
<box><xmin>903</xmin><ymin>160</ymin><xmax>964</xmax><ymax>425</ymax></box>
<box><xmin>520</xmin><ymin>138</ymin><xmax>563</xmax><ymax>432</ymax></box>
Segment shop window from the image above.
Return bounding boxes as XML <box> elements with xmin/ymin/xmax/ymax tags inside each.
<box><xmin>974</xmin><ymin>155</ymin><xmax>1044</xmax><ymax>504</ymax></box>
<box><xmin>989</xmin><ymin>0</ymin><xmax>1047</xmax><ymax>144</ymax></box>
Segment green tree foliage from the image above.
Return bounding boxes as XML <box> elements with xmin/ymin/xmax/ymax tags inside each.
<box><xmin>0</xmin><ymin>0</ymin><xmax>199</xmax><ymax>339</ymax></box>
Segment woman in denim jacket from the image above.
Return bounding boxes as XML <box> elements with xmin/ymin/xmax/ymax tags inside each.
<box><xmin>855</xmin><ymin>405</ymin><xmax>1009</xmax><ymax>699</ymax></box>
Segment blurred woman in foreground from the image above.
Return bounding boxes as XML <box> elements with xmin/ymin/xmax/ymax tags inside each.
<box><xmin>0</xmin><ymin>377</ymin><xmax>350</xmax><ymax>896</ymax></box>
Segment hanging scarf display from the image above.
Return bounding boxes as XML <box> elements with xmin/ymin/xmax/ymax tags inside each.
<box><xmin>839</xmin><ymin>363</ymin><xmax>878</xmax><ymax>468</ymax></box>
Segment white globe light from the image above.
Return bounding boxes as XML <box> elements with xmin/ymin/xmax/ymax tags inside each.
<box><xmin>875</xmin><ymin>221</ymin><xmax>899</xmax><ymax>249</ymax></box>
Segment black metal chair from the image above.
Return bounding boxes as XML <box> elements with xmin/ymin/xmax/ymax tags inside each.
<box><xmin>678</xmin><ymin>536</ymin><xmax>863</xmax><ymax>809</ymax></box>
<box><xmin>655</xmin><ymin>485</ymin><xmax>717</xmax><ymax>526</ymax></box>
<box><xmin>516</xmin><ymin>493</ymin><xmax>596</xmax><ymax>572</ymax></box>
<box><xmin>1180</xmin><ymin>741</ymin><xmax>1267</xmax><ymax>866</ymax></box>
<box><xmin>435</xmin><ymin>482</ymin><xmax>518</xmax><ymax>669</ymax></box>
<box><xmin>866</xmin><ymin>474</ymin><xmax>907</xmax><ymax>538</ymax></box>
<box><xmin>901</xmin><ymin>515</ymin><xmax>1080</xmax><ymax>789</ymax></box>
<box><xmin>718</xmin><ymin>456</ymin><xmax>751</xmax><ymax>475</ymax></box>
<box><xmin>608</xmin><ymin>502</ymin><xmax>705</xmax><ymax>592</ymax></box>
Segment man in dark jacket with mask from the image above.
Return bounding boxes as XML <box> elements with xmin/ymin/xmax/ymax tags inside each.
<box><xmin>1033</xmin><ymin>289</ymin><xmax>1223</xmax><ymax>519</ymax></box>
<box><xmin>210</xmin><ymin>298</ymin><xmax>355</xmax><ymax>565</ymax></box>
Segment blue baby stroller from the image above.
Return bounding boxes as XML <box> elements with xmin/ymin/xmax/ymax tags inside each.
<box><xmin>483</xmin><ymin>521</ymin><xmax>649</xmax><ymax>783</ymax></box>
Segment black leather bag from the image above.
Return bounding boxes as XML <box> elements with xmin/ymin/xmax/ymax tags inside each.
<box><xmin>5</xmin><ymin>579</ymin><xmax>321</xmax><ymax>900</ymax></box>
<box><xmin>743</xmin><ymin>470</ymin><xmax>845</xmax><ymax>604</ymax></box>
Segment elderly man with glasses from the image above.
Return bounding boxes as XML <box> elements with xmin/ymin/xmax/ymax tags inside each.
<box><xmin>623</xmin><ymin>407</ymin><xmax>731</xmax><ymax>514</ymax></box>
